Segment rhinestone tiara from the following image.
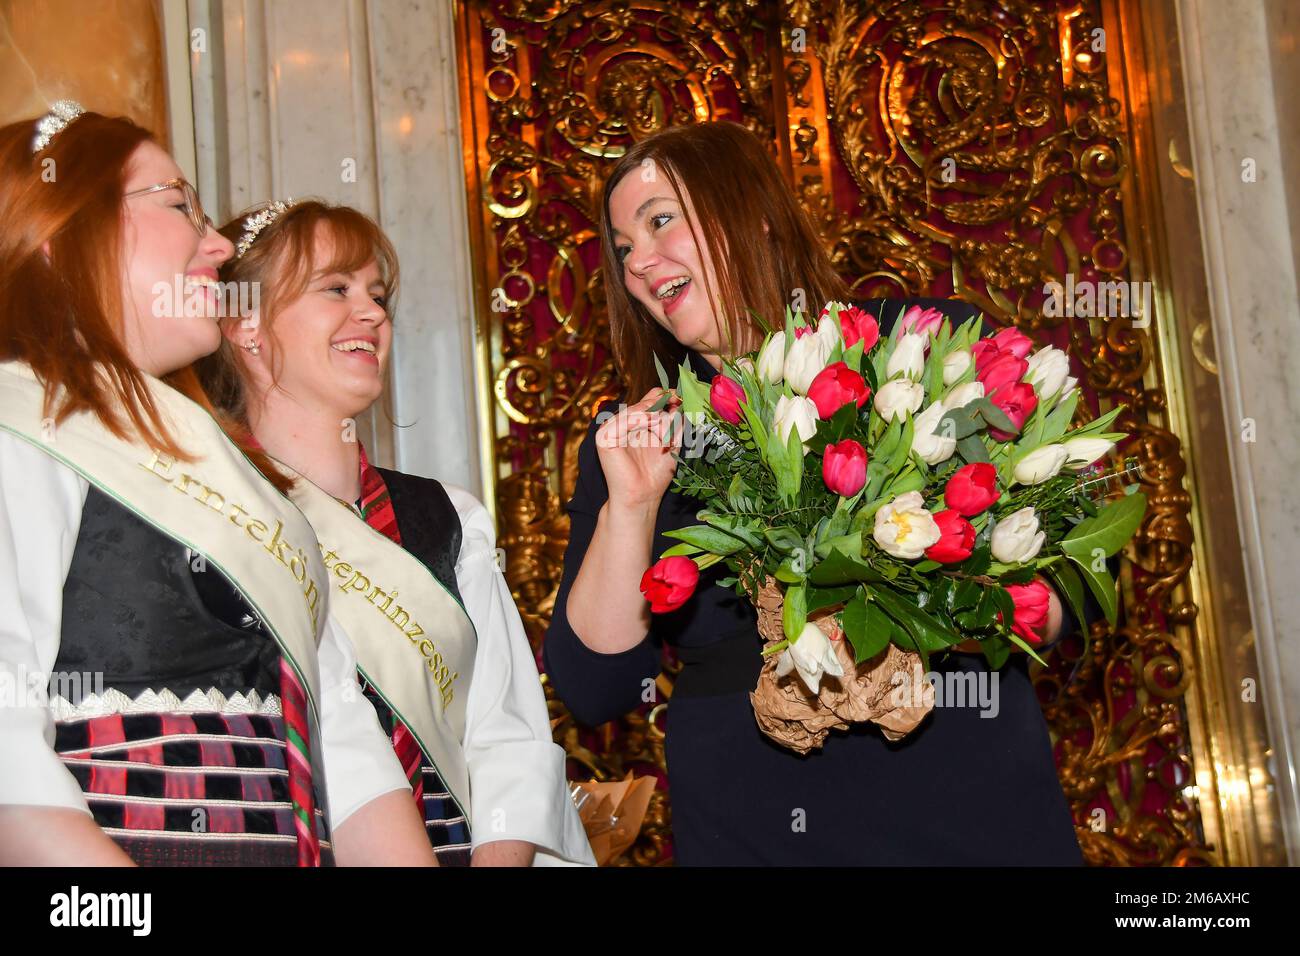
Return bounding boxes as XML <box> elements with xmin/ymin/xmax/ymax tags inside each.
<box><xmin>33</xmin><ymin>99</ymin><xmax>86</xmax><ymax>153</ymax></box>
<box><xmin>235</xmin><ymin>198</ymin><xmax>298</xmax><ymax>259</ymax></box>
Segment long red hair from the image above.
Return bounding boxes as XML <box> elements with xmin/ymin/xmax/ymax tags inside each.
<box><xmin>0</xmin><ymin>110</ymin><xmax>289</xmax><ymax>489</ymax></box>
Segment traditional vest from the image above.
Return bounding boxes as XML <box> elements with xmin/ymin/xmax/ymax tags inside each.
<box><xmin>0</xmin><ymin>361</ymin><xmax>331</xmax><ymax>865</ymax></box>
<box><xmin>280</xmin><ymin>459</ymin><xmax>478</xmax><ymax>824</ymax></box>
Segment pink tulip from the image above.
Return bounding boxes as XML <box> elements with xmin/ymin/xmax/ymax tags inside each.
<box><xmin>709</xmin><ymin>375</ymin><xmax>746</xmax><ymax>425</ymax></box>
<box><xmin>822</xmin><ymin>439</ymin><xmax>868</xmax><ymax>497</ymax></box>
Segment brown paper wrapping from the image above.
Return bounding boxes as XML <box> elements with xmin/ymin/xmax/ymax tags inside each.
<box><xmin>749</xmin><ymin>577</ymin><xmax>934</xmax><ymax>754</ymax></box>
<box><xmin>571</xmin><ymin>773</ymin><xmax>656</xmax><ymax>866</ymax></box>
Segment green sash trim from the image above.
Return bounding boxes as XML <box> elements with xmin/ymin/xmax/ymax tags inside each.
<box><xmin>283</xmin><ymin>470</ymin><xmax>478</xmax><ymax>822</ymax></box>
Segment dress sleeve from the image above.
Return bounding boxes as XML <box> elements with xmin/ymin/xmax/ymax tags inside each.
<box><xmin>542</xmin><ymin>407</ymin><xmax>663</xmax><ymax>727</ymax></box>
<box><xmin>445</xmin><ymin>485</ymin><xmax>595</xmax><ymax>866</ymax></box>
<box><xmin>314</xmin><ymin>614</ymin><xmax>412</xmax><ymax>828</ymax></box>
<box><xmin>0</xmin><ymin>433</ymin><xmax>93</xmax><ymax>813</ymax></box>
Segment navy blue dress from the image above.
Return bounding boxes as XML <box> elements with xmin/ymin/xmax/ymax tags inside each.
<box><xmin>544</xmin><ymin>299</ymin><xmax>1086</xmax><ymax>865</ymax></box>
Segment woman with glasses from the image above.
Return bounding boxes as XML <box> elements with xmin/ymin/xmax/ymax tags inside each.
<box><xmin>0</xmin><ymin>104</ymin><xmax>434</xmax><ymax>866</ymax></box>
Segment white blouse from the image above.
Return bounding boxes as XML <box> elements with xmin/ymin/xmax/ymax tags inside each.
<box><xmin>0</xmin><ymin>434</ymin><xmax>593</xmax><ymax>865</ymax></box>
<box><xmin>0</xmin><ymin>432</ymin><xmax>409</xmax><ymax>831</ymax></box>
<box><xmin>444</xmin><ymin>484</ymin><xmax>594</xmax><ymax>866</ymax></box>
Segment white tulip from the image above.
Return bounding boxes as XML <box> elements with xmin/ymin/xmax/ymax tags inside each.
<box><xmin>772</xmin><ymin>394</ymin><xmax>818</xmax><ymax>454</ymax></box>
<box><xmin>1013</xmin><ymin>444</ymin><xmax>1069</xmax><ymax>485</ymax></box>
<box><xmin>874</xmin><ymin>379</ymin><xmax>925</xmax><ymax>422</ymax></box>
<box><xmin>942</xmin><ymin>348</ymin><xmax>972</xmax><ymax>385</ymax></box>
<box><xmin>991</xmin><ymin>506</ymin><xmax>1046</xmax><ymax>563</ymax></box>
<box><xmin>776</xmin><ymin>622</ymin><xmax>846</xmax><ymax>694</ymax></box>
<box><xmin>941</xmin><ymin>380</ymin><xmax>985</xmax><ymax>411</ymax></box>
<box><xmin>873</xmin><ymin>490</ymin><xmax>942</xmax><ymax>559</ymax></box>
<box><xmin>1061</xmin><ymin>436</ymin><xmax>1114</xmax><ymax>471</ymax></box>
<box><xmin>910</xmin><ymin>401</ymin><xmax>957</xmax><ymax>465</ymax></box>
<box><xmin>1056</xmin><ymin>376</ymin><xmax>1078</xmax><ymax>407</ymax></box>
<box><xmin>783</xmin><ymin>329</ymin><xmax>833</xmax><ymax>394</ymax></box>
<box><xmin>816</xmin><ymin>313</ymin><xmax>843</xmax><ymax>351</ymax></box>
<box><xmin>887</xmin><ymin>332</ymin><xmax>928</xmax><ymax>381</ymax></box>
<box><xmin>756</xmin><ymin>331</ymin><xmax>786</xmax><ymax>384</ymax></box>
<box><xmin>1025</xmin><ymin>346</ymin><xmax>1071</xmax><ymax>400</ymax></box>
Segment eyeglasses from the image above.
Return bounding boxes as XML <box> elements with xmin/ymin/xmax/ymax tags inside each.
<box><xmin>123</xmin><ymin>178</ymin><xmax>211</xmax><ymax>238</ymax></box>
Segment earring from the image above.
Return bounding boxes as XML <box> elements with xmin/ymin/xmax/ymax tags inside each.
<box><xmin>243</xmin><ymin>340</ymin><xmax>261</xmax><ymax>356</ymax></box>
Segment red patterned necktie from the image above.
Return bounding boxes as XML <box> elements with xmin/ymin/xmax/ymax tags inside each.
<box><xmin>235</xmin><ymin>432</ymin><xmax>321</xmax><ymax>865</ymax></box>
<box><xmin>355</xmin><ymin>445</ymin><xmax>425</xmax><ymax>809</ymax></box>
<box><xmin>280</xmin><ymin>658</ymin><xmax>321</xmax><ymax>866</ymax></box>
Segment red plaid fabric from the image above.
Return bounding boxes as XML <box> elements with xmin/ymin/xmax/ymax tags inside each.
<box><xmin>55</xmin><ymin>708</ymin><xmax>322</xmax><ymax>866</ymax></box>
<box><xmin>355</xmin><ymin>446</ymin><xmax>469</xmax><ymax>861</ymax></box>
<box><xmin>356</xmin><ymin>444</ymin><xmax>425</xmax><ymax>807</ymax></box>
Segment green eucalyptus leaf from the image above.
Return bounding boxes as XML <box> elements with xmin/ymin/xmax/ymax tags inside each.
<box><xmin>1045</xmin><ymin>557</ymin><xmax>1088</xmax><ymax>634</ymax></box>
<box><xmin>1060</xmin><ymin>492</ymin><xmax>1147</xmax><ymax>559</ymax></box>
<box><xmin>662</xmin><ymin>524</ymin><xmax>747</xmax><ymax>555</ymax></box>
<box><xmin>1065</xmin><ymin>553</ymin><xmax>1119</xmax><ymax>627</ymax></box>
<box><xmin>783</xmin><ymin>582</ymin><xmax>808</xmax><ymax>643</ymax></box>
<box><xmin>807</xmin><ymin>585</ymin><xmax>858</xmax><ymax>614</ymax></box>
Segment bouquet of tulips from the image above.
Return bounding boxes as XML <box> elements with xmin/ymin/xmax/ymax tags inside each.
<box><xmin>639</xmin><ymin>302</ymin><xmax>1145</xmax><ymax>753</ymax></box>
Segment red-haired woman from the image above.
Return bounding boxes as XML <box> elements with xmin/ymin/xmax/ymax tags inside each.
<box><xmin>545</xmin><ymin>121</ymin><xmax>1089</xmax><ymax>865</ymax></box>
<box><xmin>196</xmin><ymin>199</ymin><xmax>592</xmax><ymax>866</ymax></box>
<box><xmin>0</xmin><ymin>104</ymin><xmax>433</xmax><ymax>866</ymax></box>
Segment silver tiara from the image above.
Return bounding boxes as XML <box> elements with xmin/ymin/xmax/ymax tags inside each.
<box><xmin>33</xmin><ymin>99</ymin><xmax>86</xmax><ymax>153</ymax></box>
<box><xmin>235</xmin><ymin>198</ymin><xmax>297</xmax><ymax>258</ymax></box>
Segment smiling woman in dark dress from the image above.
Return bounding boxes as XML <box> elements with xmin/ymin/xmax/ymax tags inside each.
<box><xmin>543</xmin><ymin>121</ymin><xmax>1087</xmax><ymax>866</ymax></box>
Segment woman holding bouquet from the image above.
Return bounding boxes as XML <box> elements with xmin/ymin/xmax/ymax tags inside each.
<box><xmin>545</xmin><ymin>121</ymin><xmax>1089</xmax><ymax>865</ymax></box>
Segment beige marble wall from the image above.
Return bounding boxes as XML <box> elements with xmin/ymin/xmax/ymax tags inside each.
<box><xmin>183</xmin><ymin>0</ymin><xmax>484</xmax><ymax>496</ymax></box>
<box><xmin>1178</xmin><ymin>0</ymin><xmax>1300</xmax><ymax>863</ymax></box>
<box><xmin>0</xmin><ymin>0</ymin><xmax>167</xmax><ymax>139</ymax></box>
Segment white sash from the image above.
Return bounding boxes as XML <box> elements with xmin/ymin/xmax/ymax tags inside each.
<box><xmin>284</xmin><ymin>471</ymin><xmax>477</xmax><ymax>821</ymax></box>
<box><xmin>0</xmin><ymin>361</ymin><xmax>327</xmax><ymax>713</ymax></box>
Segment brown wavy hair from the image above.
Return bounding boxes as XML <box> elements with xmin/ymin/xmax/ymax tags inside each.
<box><xmin>0</xmin><ymin>109</ymin><xmax>285</xmax><ymax>485</ymax></box>
<box><xmin>599</xmin><ymin>121</ymin><xmax>848</xmax><ymax>398</ymax></box>
<box><xmin>198</xmin><ymin>200</ymin><xmax>399</xmax><ymax>428</ymax></box>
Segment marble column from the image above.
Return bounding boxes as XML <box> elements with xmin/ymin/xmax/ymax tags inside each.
<box><xmin>1178</xmin><ymin>0</ymin><xmax>1300</xmax><ymax>862</ymax></box>
<box><xmin>181</xmin><ymin>0</ymin><xmax>483</xmax><ymax>497</ymax></box>
<box><xmin>0</xmin><ymin>0</ymin><xmax>167</xmax><ymax>135</ymax></box>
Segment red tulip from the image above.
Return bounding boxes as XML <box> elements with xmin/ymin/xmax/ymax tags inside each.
<box><xmin>640</xmin><ymin>556</ymin><xmax>701</xmax><ymax>613</ymax></box>
<box><xmin>999</xmin><ymin>579</ymin><xmax>1052</xmax><ymax>644</ymax></box>
<box><xmin>986</xmin><ymin>381</ymin><xmax>1038</xmax><ymax>441</ymax></box>
<box><xmin>944</xmin><ymin>462</ymin><xmax>1000</xmax><ymax>516</ymax></box>
<box><xmin>822</xmin><ymin>439</ymin><xmax>868</xmax><ymax>497</ymax></box>
<box><xmin>971</xmin><ymin>327</ymin><xmax>1034</xmax><ymax>372</ymax></box>
<box><xmin>976</xmin><ymin>351</ymin><xmax>1029</xmax><ymax>395</ymax></box>
<box><xmin>709</xmin><ymin>375</ymin><xmax>746</xmax><ymax>425</ymax></box>
<box><xmin>900</xmin><ymin>305</ymin><xmax>945</xmax><ymax>337</ymax></box>
<box><xmin>924</xmin><ymin>510</ymin><xmax>975</xmax><ymax>564</ymax></box>
<box><xmin>837</xmin><ymin>305</ymin><xmax>880</xmax><ymax>351</ymax></box>
<box><xmin>806</xmin><ymin>362</ymin><xmax>871</xmax><ymax>419</ymax></box>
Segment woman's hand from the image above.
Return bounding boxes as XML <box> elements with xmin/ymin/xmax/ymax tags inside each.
<box><xmin>594</xmin><ymin>387</ymin><xmax>682</xmax><ymax>513</ymax></box>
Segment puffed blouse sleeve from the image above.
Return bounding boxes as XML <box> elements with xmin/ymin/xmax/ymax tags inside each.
<box><xmin>445</xmin><ymin>484</ymin><xmax>595</xmax><ymax>866</ymax></box>
<box><xmin>0</xmin><ymin>432</ymin><xmax>93</xmax><ymax>813</ymax></box>
<box><xmin>314</xmin><ymin>613</ymin><xmax>413</xmax><ymax>828</ymax></box>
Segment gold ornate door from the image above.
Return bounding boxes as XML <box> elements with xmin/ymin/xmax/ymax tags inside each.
<box><xmin>454</xmin><ymin>0</ymin><xmax>1275</xmax><ymax>865</ymax></box>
